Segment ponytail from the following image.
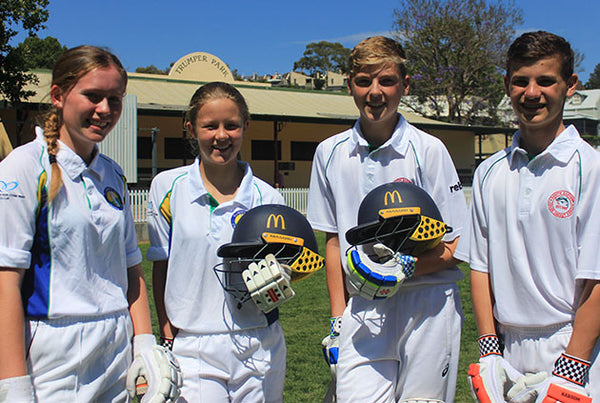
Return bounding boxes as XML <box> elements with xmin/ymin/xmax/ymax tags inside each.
<box><xmin>43</xmin><ymin>111</ymin><xmax>63</xmax><ymax>201</ymax></box>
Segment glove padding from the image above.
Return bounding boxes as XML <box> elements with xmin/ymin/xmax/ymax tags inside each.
<box><xmin>127</xmin><ymin>334</ymin><xmax>182</xmax><ymax>403</ymax></box>
<box><xmin>0</xmin><ymin>375</ymin><xmax>35</xmax><ymax>403</ymax></box>
<box><xmin>507</xmin><ymin>374</ymin><xmax>590</xmax><ymax>403</ymax></box>
<box><xmin>346</xmin><ymin>243</ymin><xmax>416</xmax><ymax>300</ymax></box>
<box><xmin>322</xmin><ymin>316</ymin><xmax>341</xmax><ymax>403</ymax></box>
<box><xmin>468</xmin><ymin>354</ymin><xmax>523</xmax><ymax>403</ymax></box>
<box><xmin>242</xmin><ymin>254</ymin><xmax>295</xmax><ymax>313</ymax></box>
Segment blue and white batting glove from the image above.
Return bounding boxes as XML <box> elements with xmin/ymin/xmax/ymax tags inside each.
<box><xmin>507</xmin><ymin>353</ymin><xmax>591</xmax><ymax>403</ymax></box>
<box><xmin>0</xmin><ymin>375</ymin><xmax>35</xmax><ymax>403</ymax></box>
<box><xmin>468</xmin><ymin>334</ymin><xmax>523</xmax><ymax>403</ymax></box>
<box><xmin>322</xmin><ymin>316</ymin><xmax>342</xmax><ymax>378</ymax></box>
<box><xmin>346</xmin><ymin>243</ymin><xmax>416</xmax><ymax>300</ymax></box>
<box><xmin>126</xmin><ymin>334</ymin><xmax>183</xmax><ymax>403</ymax></box>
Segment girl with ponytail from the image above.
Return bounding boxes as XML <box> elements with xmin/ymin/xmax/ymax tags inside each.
<box><xmin>0</xmin><ymin>45</ymin><xmax>180</xmax><ymax>402</ymax></box>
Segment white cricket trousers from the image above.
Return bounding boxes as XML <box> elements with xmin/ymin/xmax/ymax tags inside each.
<box><xmin>26</xmin><ymin>309</ymin><xmax>133</xmax><ymax>402</ymax></box>
<box><xmin>337</xmin><ymin>282</ymin><xmax>462</xmax><ymax>402</ymax></box>
<box><xmin>500</xmin><ymin>322</ymin><xmax>600</xmax><ymax>398</ymax></box>
<box><xmin>174</xmin><ymin>322</ymin><xmax>286</xmax><ymax>403</ymax></box>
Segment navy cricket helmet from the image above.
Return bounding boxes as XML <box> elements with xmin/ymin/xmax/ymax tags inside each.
<box><xmin>345</xmin><ymin>182</ymin><xmax>450</xmax><ymax>256</ymax></box>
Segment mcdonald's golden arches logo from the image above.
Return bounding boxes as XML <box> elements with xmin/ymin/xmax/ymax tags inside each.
<box><xmin>384</xmin><ymin>190</ymin><xmax>402</xmax><ymax>206</ymax></box>
<box><xmin>267</xmin><ymin>214</ymin><xmax>286</xmax><ymax>229</ymax></box>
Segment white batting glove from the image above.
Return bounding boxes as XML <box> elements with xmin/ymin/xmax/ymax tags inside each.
<box><xmin>507</xmin><ymin>353</ymin><xmax>591</xmax><ymax>403</ymax></box>
<box><xmin>0</xmin><ymin>375</ymin><xmax>35</xmax><ymax>403</ymax></box>
<box><xmin>346</xmin><ymin>244</ymin><xmax>416</xmax><ymax>300</ymax></box>
<box><xmin>126</xmin><ymin>334</ymin><xmax>182</xmax><ymax>403</ymax></box>
<box><xmin>322</xmin><ymin>316</ymin><xmax>342</xmax><ymax>378</ymax></box>
<box><xmin>242</xmin><ymin>254</ymin><xmax>295</xmax><ymax>313</ymax></box>
<box><xmin>468</xmin><ymin>334</ymin><xmax>523</xmax><ymax>403</ymax></box>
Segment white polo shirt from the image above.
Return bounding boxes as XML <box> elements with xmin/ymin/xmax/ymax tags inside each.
<box><xmin>455</xmin><ymin>125</ymin><xmax>600</xmax><ymax>327</ymax></box>
<box><xmin>307</xmin><ymin>114</ymin><xmax>467</xmax><ymax>293</ymax></box>
<box><xmin>0</xmin><ymin>128</ymin><xmax>141</xmax><ymax>318</ymax></box>
<box><xmin>146</xmin><ymin>159</ymin><xmax>285</xmax><ymax>334</ymax></box>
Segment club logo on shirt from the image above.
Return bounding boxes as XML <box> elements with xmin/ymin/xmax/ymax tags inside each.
<box><xmin>394</xmin><ymin>177</ymin><xmax>413</xmax><ymax>184</ymax></box>
<box><xmin>104</xmin><ymin>187</ymin><xmax>124</xmax><ymax>210</ymax></box>
<box><xmin>547</xmin><ymin>190</ymin><xmax>574</xmax><ymax>218</ymax></box>
<box><xmin>231</xmin><ymin>209</ymin><xmax>246</xmax><ymax>229</ymax></box>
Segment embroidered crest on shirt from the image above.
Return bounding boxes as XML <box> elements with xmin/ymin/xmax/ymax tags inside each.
<box><xmin>547</xmin><ymin>190</ymin><xmax>574</xmax><ymax>218</ymax></box>
<box><xmin>104</xmin><ymin>187</ymin><xmax>124</xmax><ymax>210</ymax></box>
<box><xmin>394</xmin><ymin>177</ymin><xmax>413</xmax><ymax>183</ymax></box>
<box><xmin>231</xmin><ymin>209</ymin><xmax>246</xmax><ymax>228</ymax></box>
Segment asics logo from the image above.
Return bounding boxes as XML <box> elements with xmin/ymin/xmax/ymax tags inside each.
<box><xmin>0</xmin><ymin>180</ymin><xmax>18</xmax><ymax>191</ymax></box>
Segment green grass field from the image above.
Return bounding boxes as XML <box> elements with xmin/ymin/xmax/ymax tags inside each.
<box><xmin>139</xmin><ymin>232</ymin><xmax>478</xmax><ymax>402</ymax></box>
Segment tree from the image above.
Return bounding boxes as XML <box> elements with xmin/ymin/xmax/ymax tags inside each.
<box><xmin>585</xmin><ymin>63</ymin><xmax>600</xmax><ymax>89</ymax></box>
<box><xmin>392</xmin><ymin>0</ymin><xmax>522</xmax><ymax>124</ymax></box>
<box><xmin>16</xmin><ymin>35</ymin><xmax>66</xmax><ymax>70</ymax></box>
<box><xmin>293</xmin><ymin>41</ymin><xmax>351</xmax><ymax>77</ymax></box>
<box><xmin>135</xmin><ymin>65</ymin><xmax>169</xmax><ymax>75</ymax></box>
<box><xmin>0</xmin><ymin>0</ymin><xmax>50</xmax><ymax>103</ymax></box>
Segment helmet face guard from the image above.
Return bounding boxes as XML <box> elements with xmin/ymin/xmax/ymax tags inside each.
<box><xmin>345</xmin><ymin>182</ymin><xmax>450</xmax><ymax>257</ymax></box>
<box><xmin>214</xmin><ymin>204</ymin><xmax>324</xmax><ymax>307</ymax></box>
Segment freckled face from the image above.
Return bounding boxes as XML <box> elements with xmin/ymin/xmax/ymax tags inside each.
<box><xmin>187</xmin><ymin>98</ymin><xmax>247</xmax><ymax>168</ymax></box>
<box><xmin>505</xmin><ymin>56</ymin><xmax>577</xmax><ymax>134</ymax></box>
<box><xmin>51</xmin><ymin>65</ymin><xmax>126</xmax><ymax>159</ymax></box>
<box><xmin>348</xmin><ymin>62</ymin><xmax>409</xmax><ymax>126</ymax></box>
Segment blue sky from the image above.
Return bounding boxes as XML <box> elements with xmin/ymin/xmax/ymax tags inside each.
<box><xmin>24</xmin><ymin>0</ymin><xmax>600</xmax><ymax>83</ymax></box>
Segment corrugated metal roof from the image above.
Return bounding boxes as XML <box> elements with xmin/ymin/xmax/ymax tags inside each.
<box><xmin>19</xmin><ymin>71</ymin><xmax>451</xmax><ymax>126</ymax></box>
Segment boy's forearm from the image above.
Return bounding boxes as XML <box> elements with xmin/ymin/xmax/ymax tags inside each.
<box><xmin>414</xmin><ymin>237</ymin><xmax>460</xmax><ymax>275</ymax></box>
<box><xmin>325</xmin><ymin>233</ymin><xmax>347</xmax><ymax>317</ymax></box>
<box><xmin>127</xmin><ymin>264</ymin><xmax>153</xmax><ymax>336</ymax></box>
<box><xmin>565</xmin><ymin>280</ymin><xmax>600</xmax><ymax>360</ymax></box>
<box><xmin>470</xmin><ymin>269</ymin><xmax>497</xmax><ymax>336</ymax></box>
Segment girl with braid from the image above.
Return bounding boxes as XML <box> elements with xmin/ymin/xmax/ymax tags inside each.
<box><xmin>0</xmin><ymin>45</ymin><xmax>180</xmax><ymax>402</ymax></box>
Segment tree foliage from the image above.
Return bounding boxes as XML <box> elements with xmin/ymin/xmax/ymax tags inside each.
<box><xmin>392</xmin><ymin>0</ymin><xmax>522</xmax><ymax>124</ymax></box>
<box><xmin>16</xmin><ymin>35</ymin><xmax>66</xmax><ymax>70</ymax></box>
<box><xmin>135</xmin><ymin>64</ymin><xmax>169</xmax><ymax>75</ymax></box>
<box><xmin>585</xmin><ymin>63</ymin><xmax>600</xmax><ymax>90</ymax></box>
<box><xmin>293</xmin><ymin>41</ymin><xmax>351</xmax><ymax>77</ymax></box>
<box><xmin>0</xmin><ymin>0</ymin><xmax>49</xmax><ymax>103</ymax></box>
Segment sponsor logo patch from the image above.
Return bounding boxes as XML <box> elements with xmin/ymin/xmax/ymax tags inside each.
<box><xmin>0</xmin><ymin>180</ymin><xmax>18</xmax><ymax>191</ymax></box>
<box><xmin>394</xmin><ymin>177</ymin><xmax>413</xmax><ymax>183</ymax></box>
<box><xmin>0</xmin><ymin>180</ymin><xmax>24</xmax><ymax>201</ymax></box>
<box><xmin>104</xmin><ymin>187</ymin><xmax>124</xmax><ymax>210</ymax></box>
<box><xmin>547</xmin><ymin>190</ymin><xmax>574</xmax><ymax>218</ymax></box>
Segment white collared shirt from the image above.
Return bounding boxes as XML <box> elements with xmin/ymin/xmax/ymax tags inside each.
<box><xmin>307</xmin><ymin>114</ymin><xmax>467</xmax><ymax>293</ymax></box>
<box><xmin>147</xmin><ymin>158</ymin><xmax>285</xmax><ymax>333</ymax></box>
<box><xmin>0</xmin><ymin>127</ymin><xmax>141</xmax><ymax>318</ymax></box>
<box><xmin>455</xmin><ymin>125</ymin><xmax>600</xmax><ymax>326</ymax></box>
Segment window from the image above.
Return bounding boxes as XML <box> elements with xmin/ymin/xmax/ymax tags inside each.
<box><xmin>137</xmin><ymin>137</ymin><xmax>152</xmax><ymax>159</ymax></box>
<box><xmin>291</xmin><ymin>141</ymin><xmax>318</xmax><ymax>161</ymax></box>
<box><xmin>251</xmin><ymin>140</ymin><xmax>281</xmax><ymax>160</ymax></box>
<box><xmin>164</xmin><ymin>137</ymin><xmax>195</xmax><ymax>159</ymax></box>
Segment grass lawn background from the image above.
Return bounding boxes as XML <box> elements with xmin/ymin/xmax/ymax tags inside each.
<box><xmin>139</xmin><ymin>231</ymin><xmax>478</xmax><ymax>402</ymax></box>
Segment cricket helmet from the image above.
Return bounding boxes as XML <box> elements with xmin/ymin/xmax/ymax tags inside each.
<box><xmin>345</xmin><ymin>182</ymin><xmax>450</xmax><ymax>256</ymax></box>
<box><xmin>214</xmin><ymin>204</ymin><xmax>324</xmax><ymax>305</ymax></box>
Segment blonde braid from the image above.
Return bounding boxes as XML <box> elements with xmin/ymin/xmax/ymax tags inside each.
<box><xmin>43</xmin><ymin>111</ymin><xmax>63</xmax><ymax>201</ymax></box>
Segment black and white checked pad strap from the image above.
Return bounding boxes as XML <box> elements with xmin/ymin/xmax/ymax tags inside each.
<box><xmin>477</xmin><ymin>334</ymin><xmax>502</xmax><ymax>357</ymax></box>
<box><xmin>553</xmin><ymin>353</ymin><xmax>591</xmax><ymax>386</ymax></box>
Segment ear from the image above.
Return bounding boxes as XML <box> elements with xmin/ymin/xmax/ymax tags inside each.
<box><xmin>402</xmin><ymin>75</ymin><xmax>410</xmax><ymax>96</ymax></box>
<box><xmin>50</xmin><ymin>84</ymin><xmax>64</xmax><ymax>109</ymax></box>
<box><xmin>347</xmin><ymin>76</ymin><xmax>353</xmax><ymax>95</ymax></box>
<box><xmin>566</xmin><ymin>74</ymin><xmax>578</xmax><ymax>97</ymax></box>
<box><xmin>185</xmin><ymin>121</ymin><xmax>196</xmax><ymax>138</ymax></box>
<box><xmin>503</xmin><ymin>74</ymin><xmax>510</xmax><ymax>96</ymax></box>
<box><xmin>243</xmin><ymin>120</ymin><xmax>249</xmax><ymax>132</ymax></box>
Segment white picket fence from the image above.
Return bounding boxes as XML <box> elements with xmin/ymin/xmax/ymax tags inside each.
<box><xmin>128</xmin><ymin>187</ymin><xmax>310</xmax><ymax>223</ymax></box>
<box><xmin>129</xmin><ymin>186</ymin><xmax>472</xmax><ymax>223</ymax></box>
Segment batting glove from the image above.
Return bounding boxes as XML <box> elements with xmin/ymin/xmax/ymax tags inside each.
<box><xmin>507</xmin><ymin>353</ymin><xmax>591</xmax><ymax>403</ymax></box>
<box><xmin>468</xmin><ymin>334</ymin><xmax>523</xmax><ymax>403</ymax></box>
<box><xmin>0</xmin><ymin>375</ymin><xmax>35</xmax><ymax>403</ymax></box>
<box><xmin>242</xmin><ymin>254</ymin><xmax>295</xmax><ymax>313</ymax></box>
<box><xmin>126</xmin><ymin>334</ymin><xmax>183</xmax><ymax>403</ymax></box>
<box><xmin>322</xmin><ymin>316</ymin><xmax>342</xmax><ymax>378</ymax></box>
<box><xmin>346</xmin><ymin>243</ymin><xmax>416</xmax><ymax>300</ymax></box>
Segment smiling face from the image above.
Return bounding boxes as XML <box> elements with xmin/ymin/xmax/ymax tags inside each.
<box><xmin>348</xmin><ymin>62</ymin><xmax>409</xmax><ymax>144</ymax></box>
<box><xmin>187</xmin><ymin>97</ymin><xmax>247</xmax><ymax>168</ymax></box>
<box><xmin>51</xmin><ymin>65</ymin><xmax>126</xmax><ymax>161</ymax></box>
<box><xmin>505</xmin><ymin>55</ymin><xmax>578</xmax><ymax>138</ymax></box>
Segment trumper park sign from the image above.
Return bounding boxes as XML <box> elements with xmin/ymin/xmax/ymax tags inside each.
<box><xmin>168</xmin><ymin>52</ymin><xmax>234</xmax><ymax>83</ymax></box>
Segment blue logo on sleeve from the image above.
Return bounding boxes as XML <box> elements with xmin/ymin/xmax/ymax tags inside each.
<box><xmin>0</xmin><ymin>180</ymin><xmax>18</xmax><ymax>191</ymax></box>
